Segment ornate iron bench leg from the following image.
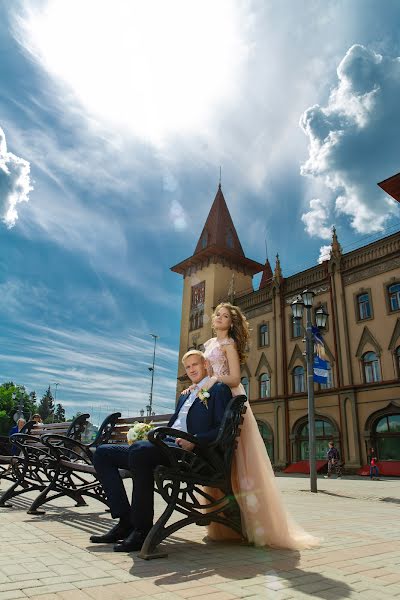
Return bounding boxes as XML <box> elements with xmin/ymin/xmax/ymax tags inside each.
<box><xmin>137</xmin><ymin>484</ymin><xmax>180</xmax><ymax>560</ymax></box>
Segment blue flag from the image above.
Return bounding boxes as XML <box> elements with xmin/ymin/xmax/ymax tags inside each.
<box><xmin>313</xmin><ymin>355</ymin><xmax>328</xmax><ymax>383</ymax></box>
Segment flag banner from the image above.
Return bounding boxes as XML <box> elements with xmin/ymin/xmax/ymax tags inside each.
<box><xmin>313</xmin><ymin>355</ymin><xmax>328</xmax><ymax>383</ymax></box>
<box><xmin>312</xmin><ymin>325</ymin><xmax>328</xmax><ymax>360</ymax></box>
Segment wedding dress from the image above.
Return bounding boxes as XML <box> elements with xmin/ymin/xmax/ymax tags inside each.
<box><xmin>203</xmin><ymin>337</ymin><xmax>319</xmax><ymax>550</ymax></box>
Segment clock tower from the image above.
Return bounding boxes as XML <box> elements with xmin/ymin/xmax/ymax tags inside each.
<box><xmin>171</xmin><ymin>184</ymin><xmax>264</xmax><ymax>391</ymax></box>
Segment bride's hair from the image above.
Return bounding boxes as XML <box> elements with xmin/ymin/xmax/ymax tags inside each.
<box><xmin>212</xmin><ymin>302</ymin><xmax>250</xmax><ymax>364</ymax></box>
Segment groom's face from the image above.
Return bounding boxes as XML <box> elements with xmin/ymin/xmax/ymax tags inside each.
<box><xmin>183</xmin><ymin>355</ymin><xmax>207</xmax><ymax>385</ymax></box>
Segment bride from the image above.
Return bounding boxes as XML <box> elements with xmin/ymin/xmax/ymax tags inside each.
<box><xmin>197</xmin><ymin>302</ymin><xmax>319</xmax><ymax>550</ymax></box>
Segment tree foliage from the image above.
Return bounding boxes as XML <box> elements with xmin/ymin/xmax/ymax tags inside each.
<box><xmin>38</xmin><ymin>386</ymin><xmax>55</xmax><ymax>423</ymax></box>
<box><xmin>0</xmin><ymin>382</ymin><xmax>67</xmax><ymax>433</ymax></box>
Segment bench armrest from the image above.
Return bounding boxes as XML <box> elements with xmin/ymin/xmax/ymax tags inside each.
<box><xmin>89</xmin><ymin>412</ymin><xmax>122</xmax><ymax>447</ymax></box>
<box><xmin>148</xmin><ymin>427</ymin><xmax>198</xmax><ymax>468</ymax></box>
<box><xmin>41</xmin><ymin>434</ymin><xmax>94</xmax><ymax>465</ymax></box>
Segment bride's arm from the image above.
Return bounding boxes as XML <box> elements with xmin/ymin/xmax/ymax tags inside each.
<box><xmin>205</xmin><ymin>344</ymin><xmax>241</xmax><ymax>390</ymax></box>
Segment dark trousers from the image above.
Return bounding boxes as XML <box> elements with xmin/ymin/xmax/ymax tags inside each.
<box><xmin>93</xmin><ymin>441</ymin><xmax>169</xmax><ymax>533</ymax></box>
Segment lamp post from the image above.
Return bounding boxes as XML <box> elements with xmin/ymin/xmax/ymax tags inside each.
<box><xmin>291</xmin><ymin>290</ymin><xmax>328</xmax><ymax>493</ymax></box>
<box><xmin>148</xmin><ymin>334</ymin><xmax>158</xmax><ymax>417</ymax></box>
<box><xmin>52</xmin><ymin>383</ymin><xmax>59</xmax><ymax>422</ymax></box>
<box><xmin>12</xmin><ymin>388</ymin><xmax>24</xmax><ymax>422</ymax></box>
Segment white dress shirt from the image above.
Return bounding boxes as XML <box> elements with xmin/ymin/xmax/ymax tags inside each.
<box><xmin>171</xmin><ymin>376</ymin><xmax>209</xmax><ymax>433</ymax></box>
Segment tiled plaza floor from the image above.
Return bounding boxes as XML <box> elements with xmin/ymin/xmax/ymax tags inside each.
<box><xmin>0</xmin><ymin>474</ymin><xmax>399</xmax><ymax>599</ymax></box>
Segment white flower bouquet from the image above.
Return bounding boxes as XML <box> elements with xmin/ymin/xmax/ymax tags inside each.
<box><xmin>126</xmin><ymin>421</ymin><xmax>154</xmax><ymax>445</ymax></box>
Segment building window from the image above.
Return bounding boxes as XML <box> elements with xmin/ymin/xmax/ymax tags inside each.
<box><xmin>259</xmin><ymin>373</ymin><xmax>271</xmax><ymax>398</ymax></box>
<box><xmin>395</xmin><ymin>347</ymin><xmax>400</xmax><ymax>378</ymax></box>
<box><xmin>226</xmin><ymin>229</ymin><xmax>234</xmax><ymax>249</ymax></box>
<box><xmin>357</xmin><ymin>293</ymin><xmax>371</xmax><ymax>320</ymax></box>
<box><xmin>362</xmin><ymin>351</ymin><xmax>381</xmax><ymax>383</ymax></box>
<box><xmin>256</xmin><ymin>420</ymin><xmax>274</xmax><ymax>462</ymax></box>
<box><xmin>297</xmin><ymin>419</ymin><xmax>338</xmax><ymax>460</ymax></box>
<box><xmin>191</xmin><ymin>281</ymin><xmax>205</xmax><ymax>309</ymax></box>
<box><xmin>319</xmin><ymin>362</ymin><xmax>333</xmax><ymax>389</ymax></box>
<box><xmin>388</xmin><ymin>283</ymin><xmax>400</xmax><ymax>312</ymax></box>
<box><xmin>293</xmin><ymin>366</ymin><xmax>305</xmax><ymax>393</ymax></box>
<box><xmin>292</xmin><ymin>318</ymin><xmax>302</xmax><ymax>338</ymax></box>
<box><xmin>241</xmin><ymin>377</ymin><xmax>249</xmax><ymax>397</ymax></box>
<box><xmin>259</xmin><ymin>324</ymin><xmax>269</xmax><ymax>347</ymax></box>
<box><xmin>201</xmin><ymin>231</ymin><xmax>208</xmax><ymax>249</ymax></box>
<box><xmin>373</xmin><ymin>414</ymin><xmax>400</xmax><ymax>460</ymax></box>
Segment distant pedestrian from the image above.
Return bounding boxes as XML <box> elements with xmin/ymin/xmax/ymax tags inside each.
<box><xmin>32</xmin><ymin>414</ymin><xmax>42</xmax><ymax>424</ymax></box>
<box><xmin>9</xmin><ymin>417</ymin><xmax>26</xmax><ymax>455</ymax></box>
<box><xmin>367</xmin><ymin>447</ymin><xmax>380</xmax><ymax>480</ymax></box>
<box><xmin>324</xmin><ymin>441</ymin><xmax>342</xmax><ymax>478</ymax></box>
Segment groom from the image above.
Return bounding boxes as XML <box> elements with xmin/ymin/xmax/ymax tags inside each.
<box><xmin>90</xmin><ymin>349</ymin><xmax>232</xmax><ymax>552</ymax></box>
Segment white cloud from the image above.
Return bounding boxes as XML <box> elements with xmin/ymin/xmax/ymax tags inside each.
<box><xmin>169</xmin><ymin>199</ymin><xmax>187</xmax><ymax>231</ymax></box>
<box><xmin>1</xmin><ymin>322</ymin><xmax>179</xmax><ymax>423</ymax></box>
<box><xmin>300</xmin><ymin>44</ymin><xmax>400</xmax><ymax>234</ymax></box>
<box><xmin>0</xmin><ymin>126</ymin><xmax>33</xmax><ymax>227</ymax></box>
<box><xmin>318</xmin><ymin>245</ymin><xmax>331</xmax><ymax>264</ymax></box>
<box><xmin>301</xmin><ymin>198</ymin><xmax>332</xmax><ymax>239</ymax></box>
<box><xmin>14</xmin><ymin>0</ymin><xmax>246</xmax><ymax>144</ymax></box>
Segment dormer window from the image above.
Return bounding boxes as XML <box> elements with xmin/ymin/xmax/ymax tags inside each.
<box><xmin>201</xmin><ymin>231</ymin><xmax>208</xmax><ymax>249</ymax></box>
<box><xmin>226</xmin><ymin>229</ymin><xmax>234</xmax><ymax>249</ymax></box>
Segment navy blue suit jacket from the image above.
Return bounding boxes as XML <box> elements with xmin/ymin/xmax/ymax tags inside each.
<box><xmin>167</xmin><ymin>382</ymin><xmax>232</xmax><ymax>445</ymax></box>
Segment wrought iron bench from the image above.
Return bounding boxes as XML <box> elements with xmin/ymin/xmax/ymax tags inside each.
<box><xmin>36</xmin><ymin>395</ymin><xmax>247</xmax><ymax>559</ymax></box>
<box><xmin>0</xmin><ymin>415</ymin><xmax>89</xmax><ymax>511</ymax></box>
<box><xmin>0</xmin><ymin>422</ymin><xmax>35</xmax><ymax>488</ymax></box>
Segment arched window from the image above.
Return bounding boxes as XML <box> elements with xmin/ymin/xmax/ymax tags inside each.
<box><xmin>201</xmin><ymin>231</ymin><xmax>208</xmax><ymax>249</ymax></box>
<box><xmin>259</xmin><ymin>324</ymin><xmax>269</xmax><ymax>347</ymax></box>
<box><xmin>259</xmin><ymin>373</ymin><xmax>271</xmax><ymax>398</ymax></box>
<box><xmin>388</xmin><ymin>283</ymin><xmax>400</xmax><ymax>312</ymax></box>
<box><xmin>241</xmin><ymin>377</ymin><xmax>249</xmax><ymax>398</ymax></box>
<box><xmin>373</xmin><ymin>414</ymin><xmax>400</xmax><ymax>460</ymax></box>
<box><xmin>256</xmin><ymin>420</ymin><xmax>274</xmax><ymax>462</ymax></box>
<box><xmin>319</xmin><ymin>362</ymin><xmax>333</xmax><ymax>389</ymax></box>
<box><xmin>362</xmin><ymin>351</ymin><xmax>381</xmax><ymax>383</ymax></box>
<box><xmin>396</xmin><ymin>347</ymin><xmax>400</xmax><ymax>378</ymax></box>
<box><xmin>293</xmin><ymin>366</ymin><xmax>305</xmax><ymax>393</ymax></box>
<box><xmin>226</xmin><ymin>229</ymin><xmax>234</xmax><ymax>249</ymax></box>
<box><xmin>297</xmin><ymin>419</ymin><xmax>338</xmax><ymax>460</ymax></box>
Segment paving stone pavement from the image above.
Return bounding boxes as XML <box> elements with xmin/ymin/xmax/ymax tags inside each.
<box><xmin>0</xmin><ymin>475</ymin><xmax>399</xmax><ymax>599</ymax></box>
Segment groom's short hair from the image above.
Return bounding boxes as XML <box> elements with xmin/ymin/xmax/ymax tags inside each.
<box><xmin>181</xmin><ymin>349</ymin><xmax>205</xmax><ymax>365</ymax></box>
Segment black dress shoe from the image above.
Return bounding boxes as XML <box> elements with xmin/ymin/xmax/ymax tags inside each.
<box><xmin>90</xmin><ymin>521</ymin><xmax>133</xmax><ymax>544</ymax></box>
<box><xmin>113</xmin><ymin>529</ymin><xmax>149</xmax><ymax>552</ymax></box>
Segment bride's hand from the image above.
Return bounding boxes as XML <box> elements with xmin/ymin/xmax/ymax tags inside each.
<box><xmin>182</xmin><ymin>384</ymin><xmax>196</xmax><ymax>395</ymax></box>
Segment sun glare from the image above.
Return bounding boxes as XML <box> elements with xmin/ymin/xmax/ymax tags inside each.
<box><xmin>17</xmin><ymin>0</ymin><xmax>246</xmax><ymax>143</ymax></box>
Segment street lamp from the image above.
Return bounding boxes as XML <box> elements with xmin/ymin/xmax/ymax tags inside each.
<box><xmin>148</xmin><ymin>334</ymin><xmax>158</xmax><ymax>417</ymax></box>
<box><xmin>51</xmin><ymin>383</ymin><xmax>59</xmax><ymax>423</ymax></box>
<box><xmin>291</xmin><ymin>289</ymin><xmax>329</xmax><ymax>493</ymax></box>
<box><xmin>12</xmin><ymin>388</ymin><xmax>24</xmax><ymax>422</ymax></box>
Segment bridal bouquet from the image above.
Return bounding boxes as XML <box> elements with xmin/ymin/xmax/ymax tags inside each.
<box><xmin>126</xmin><ymin>421</ymin><xmax>154</xmax><ymax>445</ymax></box>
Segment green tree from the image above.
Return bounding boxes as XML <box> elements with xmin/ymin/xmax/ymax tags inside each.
<box><xmin>0</xmin><ymin>382</ymin><xmax>31</xmax><ymax>434</ymax></box>
<box><xmin>38</xmin><ymin>386</ymin><xmax>55</xmax><ymax>423</ymax></box>
<box><xmin>54</xmin><ymin>403</ymin><xmax>66</xmax><ymax>422</ymax></box>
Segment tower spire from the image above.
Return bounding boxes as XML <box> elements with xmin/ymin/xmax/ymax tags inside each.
<box><xmin>273</xmin><ymin>253</ymin><xmax>283</xmax><ymax>284</ymax></box>
<box><xmin>330</xmin><ymin>226</ymin><xmax>342</xmax><ymax>259</ymax></box>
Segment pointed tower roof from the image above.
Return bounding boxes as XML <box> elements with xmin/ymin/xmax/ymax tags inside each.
<box><xmin>171</xmin><ymin>185</ymin><xmax>264</xmax><ymax>276</ymax></box>
<box><xmin>193</xmin><ymin>184</ymin><xmax>245</xmax><ymax>256</ymax></box>
<box><xmin>273</xmin><ymin>254</ymin><xmax>283</xmax><ymax>284</ymax></box>
<box><xmin>259</xmin><ymin>259</ymin><xmax>273</xmax><ymax>289</ymax></box>
<box><xmin>330</xmin><ymin>226</ymin><xmax>342</xmax><ymax>259</ymax></box>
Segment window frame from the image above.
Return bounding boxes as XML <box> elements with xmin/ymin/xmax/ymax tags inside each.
<box><xmin>362</xmin><ymin>351</ymin><xmax>381</xmax><ymax>384</ymax></box>
<box><xmin>258</xmin><ymin>323</ymin><xmax>269</xmax><ymax>348</ymax></box>
<box><xmin>354</xmin><ymin>288</ymin><xmax>373</xmax><ymax>323</ymax></box>
<box><xmin>259</xmin><ymin>372</ymin><xmax>271</xmax><ymax>399</ymax></box>
<box><xmin>292</xmin><ymin>365</ymin><xmax>305</xmax><ymax>394</ymax></box>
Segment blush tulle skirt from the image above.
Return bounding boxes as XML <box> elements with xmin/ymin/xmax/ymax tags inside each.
<box><xmin>206</xmin><ymin>393</ymin><xmax>320</xmax><ymax>550</ymax></box>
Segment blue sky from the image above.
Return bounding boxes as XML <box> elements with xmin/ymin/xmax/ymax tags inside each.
<box><xmin>1</xmin><ymin>0</ymin><xmax>400</xmax><ymax>422</ymax></box>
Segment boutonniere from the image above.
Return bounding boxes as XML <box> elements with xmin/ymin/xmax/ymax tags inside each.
<box><xmin>198</xmin><ymin>388</ymin><xmax>210</xmax><ymax>409</ymax></box>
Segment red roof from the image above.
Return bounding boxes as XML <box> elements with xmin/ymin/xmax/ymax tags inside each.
<box><xmin>259</xmin><ymin>259</ymin><xmax>273</xmax><ymax>289</ymax></box>
<box><xmin>378</xmin><ymin>172</ymin><xmax>400</xmax><ymax>202</ymax></box>
<box><xmin>171</xmin><ymin>185</ymin><xmax>264</xmax><ymax>276</ymax></box>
